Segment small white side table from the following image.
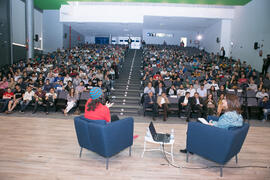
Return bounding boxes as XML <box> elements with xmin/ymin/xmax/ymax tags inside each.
<box><xmin>141</xmin><ymin>135</ymin><xmax>174</xmax><ymax>162</ymax></box>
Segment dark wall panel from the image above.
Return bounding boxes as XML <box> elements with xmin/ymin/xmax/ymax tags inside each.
<box><xmin>12</xmin><ymin>45</ymin><xmax>43</xmax><ymax>63</ymax></box>
<box><xmin>0</xmin><ymin>0</ymin><xmax>11</xmax><ymax>66</ymax></box>
<box><xmin>12</xmin><ymin>45</ymin><xmax>26</xmax><ymax>63</ymax></box>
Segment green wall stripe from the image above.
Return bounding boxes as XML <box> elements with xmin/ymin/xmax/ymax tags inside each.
<box><xmin>34</xmin><ymin>0</ymin><xmax>251</xmax><ymax>10</ymax></box>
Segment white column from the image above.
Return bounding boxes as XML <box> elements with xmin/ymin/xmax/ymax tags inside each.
<box><xmin>220</xmin><ymin>19</ymin><xmax>232</xmax><ymax>57</ymax></box>
<box><xmin>25</xmin><ymin>0</ymin><xmax>34</xmax><ymax>59</ymax></box>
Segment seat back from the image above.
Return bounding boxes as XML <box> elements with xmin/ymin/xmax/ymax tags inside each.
<box><xmin>187</xmin><ymin>122</ymin><xmax>249</xmax><ymax>165</ymax></box>
<box><xmin>80</xmin><ymin>91</ymin><xmax>91</xmax><ymax>100</ymax></box>
<box><xmin>74</xmin><ymin>116</ymin><xmax>134</xmax><ymax>158</ymax></box>
<box><xmin>74</xmin><ymin>116</ymin><xmax>106</xmax><ymax>150</ymax></box>
<box><xmin>57</xmin><ymin>90</ymin><xmax>68</xmax><ymax>99</ymax></box>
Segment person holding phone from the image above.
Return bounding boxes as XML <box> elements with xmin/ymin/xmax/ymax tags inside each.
<box><xmin>84</xmin><ymin>87</ymin><xmax>118</xmax><ymax>122</ymax></box>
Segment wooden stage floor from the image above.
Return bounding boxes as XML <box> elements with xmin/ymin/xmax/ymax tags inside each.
<box><xmin>0</xmin><ymin>115</ymin><xmax>270</xmax><ymax>180</ymax></box>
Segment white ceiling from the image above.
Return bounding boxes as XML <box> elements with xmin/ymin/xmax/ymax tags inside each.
<box><xmin>143</xmin><ymin>16</ymin><xmax>219</xmax><ymax>31</ymax></box>
<box><xmin>66</xmin><ymin>16</ymin><xmax>220</xmax><ymax>37</ymax></box>
<box><xmin>66</xmin><ymin>22</ymin><xmax>143</xmax><ymax>37</ymax></box>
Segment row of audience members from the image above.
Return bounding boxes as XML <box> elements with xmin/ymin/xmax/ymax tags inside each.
<box><xmin>142</xmin><ymin>45</ymin><xmax>270</xmax><ymax>122</ymax></box>
<box><xmin>0</xmin><ymin>44</ymin><xmax>126</xmax><ymax>115</ymax></box>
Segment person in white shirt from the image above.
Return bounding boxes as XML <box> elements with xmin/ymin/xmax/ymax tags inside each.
<box><xmin>157</xmin><ymin>92</ymin><xmax>170</xmax><ymax>121</ymax></box>
<box><xmin>186</xmin><ymin>84</ymin><xmax>196</xmax><ymax>97</ymax></box>
<box><xmin>144</xmin><ymin>82</ymin><xmax>155</xmax><ymax>94</ymax></box>
<box><xmin>20</xmin><ymin>86</ymin><xmax>35</xmax><ymax>112</ymax></box>
<box><xmin>45</xmin><ymin>88</ymin><xmax>57</xmax><ymax>114</ymax></box>
<box><xmin>211</xmin><ymin>80</ymin><xmax>219</xmax><ymax>90</ymax></box>
<box><xmin>193</xmin><ymin>80</ymin><xmax>200</xmax><ymax>90</ymax></box>
<box><xmin>256</xmin><ymin>88</ymin><xmax>269</xmax><ymax>99</ymax></box>
<box><xmin>160</xmin><ymin>68</ymin><xmax>167</xmax><ymax>77</ymax></box>
<box><xmin>247</xmin><ymin>79</ymin><xmax>258</xmax><ymax>92</ymax></box>
<box><xmin>204</xmin><ymin>80</ymin><xmax>212</xmax><ymax>90</ymax></box>
<box><xmin>197</xmin><ymin>84</ymin><xmax>207</xmax><ymax>99</ymax></box>
<box><xmin>177</xmin><ymin>84</ymin><xmax>186</xmax><ymax>97</ymax></box>
<box><xmin>64</xmin><ymin>74</ymin><xmax>72</xmax><ymax>85</ymax></box>
<box><xmin>178</xmin><ymin>92</ymin><xmax>191</xmax><ymax>121</ymax></box>
<box><xmin>168</xmin><ymin>85</ymin><xmax>177</xmax><ymax>96</ymax></box>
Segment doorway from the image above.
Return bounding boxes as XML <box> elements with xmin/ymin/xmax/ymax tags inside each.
<box><xmin>180</xmin><ymin>37</ymin><xmax>187</xmax><ymax>47</ymax></box>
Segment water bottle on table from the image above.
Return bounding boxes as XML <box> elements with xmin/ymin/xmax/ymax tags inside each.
<box><xmin>170</xmin><ymin>129</ymin><xmax>174</xmax><ymax>141</ymax></box>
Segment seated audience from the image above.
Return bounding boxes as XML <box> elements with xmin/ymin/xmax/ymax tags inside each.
<box><xmin>6</xmin><ymin>84</ymin><xmax>24</xmax><ymax>114</ymax></box>
<box><xmin>178</xmin><ymin>92</ymin><xmax>191</xmax><ymax>121</ymax></box>
<box><xmin>144</xmin><ymin>91</ymin><xmax>158</xmax><ymax>120</ymax></box>
<box><xmin>256</xmin><ymin>88</ymin><xmax>269</xmax><ymax>99</ymax></box>
<box><xmin>157</xmin><ymin>92</ymin><xmax>170</xmax><ymax>121</ymax></box>
<box><xmin>177</xmin><ymin>84</ymin><xmax>186</xmax><ymax>97</ymax></box>
<box><xmin>0</xmin><ymin>87</ymin><xmax>14</xmax><ymax>113</ymax></box>
<box><xmin>247</xmin><ymin>79</ymin><xmax>258</xmax><ymax>92</ymax></box>
<box><xmin>45</xmin><ymin>88</ymin><xmax>57</xmax><ymax>114</ymax></box>
<box><xmin>20</xmin><ymin>86</ymin><xmax>35</xmax><ymax>112</ymax></box>
<box><xmin>167</xmin><ymin>84</ymin><xmax>177</xmax><ymax>96</ymax></box>
<box><xmin>144</xmin><ymin>82</ymin><xmax>155</xmax><ymax>94</ymax></box>
<box><xmin>190</xmin><ymin>92</ymin><xmax>204</xmax><ymax>119</ymax></box>
<box><xmin>33</xmin><ymin>87</ymin><xmax>46</xmax><ymax>114</ymax></box>
<box><xmin>155</xmin><ymin>82</ymin><xmax>166</xmax><ymax>96</ymax></box>
<box><xmin>63</xmin><ymin>88</ymin><xmax>78</xmax><ymax>116</ymax></box>
<box><xmin>204</xmin><ymin>93</ymin><xmax>217</xmax><ymax>116</ymax></box>
<box><xmin>259</xmin><ymin>96</ymin><xmax>270</xmax><ymax>122</ymax></box>
<box><xmin>197</xmin><ymin>84</ymin><xmax>207</xmax><ymax>99</ymax></box>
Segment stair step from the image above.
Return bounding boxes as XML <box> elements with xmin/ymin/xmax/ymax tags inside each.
<box><xmin>110</xmin><ymin>108</ymin><xmax>139</xmax><ymax>114</ymax></box>
<box><xmin>111</xmin><ymin>91</ymin><xmax>140</xmax><ymax>96</ymax></box>
<box><xmin>111</xmin><ymin>96</ymin><xmax>140</xmax><ymax>100</ymax></box>
<box><xmin>112</xmin><ymin>100</ymin><xmax>139</xmax><ymax>105</ymax></box>
<box><xmin>111</xmin><ymin>104</ymin><xmax>140</xmax><ymax>109</ymax></box>
<box><xmin>114</xmin><ymin>83</ymin><xmax>142</xmax><ymax>86</ymax></box>
<box><xmin>112</xmin><ymin>89</ymin><xmax>140</xmax><ymax>92</ymax></box>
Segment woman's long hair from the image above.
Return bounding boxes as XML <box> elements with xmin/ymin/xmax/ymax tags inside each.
<box><xmin>225</xmin><ymin>94</ymin><xmax>242</xmax><ymax>114</ymax></box>
<box><xmin>87</xmin><ymin>97</ymin><xmax>104</xmax><ymax>111</ymax></box>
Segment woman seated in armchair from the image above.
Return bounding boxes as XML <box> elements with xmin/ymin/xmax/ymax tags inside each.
<box><xmin>180</xmin><ymin>94</ymin><xmax>243</xmax><ymax>154</ymax></box>
<box><xmin>84</xmin><ymin>87</ymin><xmax>118</xmax><ymax>122</ymax></box>
<box><xmin>207</xmin><ymin>94</ymin><xmax>243</xmax><ymax>129</ymax></box>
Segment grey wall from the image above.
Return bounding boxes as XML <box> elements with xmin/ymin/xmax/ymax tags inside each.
<box><xmin>231</xmin><ymin>0</ymin><xmax>270</xmax><ymax>70</ymax></box>
<box><xmin>142</xmin><ymin>29</ymin><xmax>196</xmax><ymax>46</ymax></box>
<box><xmin>63</xmin><ymin>24</ymin><xmax>85</xmax><ymax>49</ymax></box>
<box><xmin>201</xmin><ymin>21</ymin><xmax>222</xmax><ymax>54</ymax></box>
<box><xmin>11</xmin><ymin>0</ymin><xmax>43</xmax><ymax>50</ymax></box>
<box><xmin>0</xmin><ymin>0</ymin><xmax>11</xmax><ymax>66</ymax></box>
<box><xmin>43</xmin><ymin>10</ymin><xmax>63</xmax><ymax>53</ymax></box>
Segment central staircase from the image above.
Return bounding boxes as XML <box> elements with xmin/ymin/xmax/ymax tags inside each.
<box><xmin>110</xmin><ymin>49</ymin><xmax>142</xmax><ymax>116</ymax></box>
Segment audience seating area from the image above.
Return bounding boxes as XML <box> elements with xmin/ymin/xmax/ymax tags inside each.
<box><xmin>0</xmin><ymin>44</ymin><xmax>127</xmax><ymax>115</ymax></box>
<box><xmin>141</xmin><ymin>45</ymin><xmax>270</xmax><ymax>120</ymax></box>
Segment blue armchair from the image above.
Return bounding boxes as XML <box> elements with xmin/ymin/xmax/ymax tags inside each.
<box><xmin>74</xmin><ymin>116</ymin><xmax>134</xmax><ymax>169</ymax></box>
<box><xmin>186</xmin><ymin>122</ymin><xmax>249</xmax><ymax>177</ymax></box>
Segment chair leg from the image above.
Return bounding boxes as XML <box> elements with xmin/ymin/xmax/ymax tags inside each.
<box><xmin>79</xmin><ymin>147</ymin><xmax>83</xmax><ymax>158</ymax></box>
<box><xmin>106</xmin><ymin>158</ymin><xmax>109</xmax><ymax>170</ymax></box>
<box><xmin>129</xmin><ymin>146</ymin><xmax>132</xmax><ymax>156</ymax></box>
<box><xmin>220</xmin><ymin>166</ymin><xmax>223</xmax><ymax>177</ymax></box>
<box><xmin>186</xmin><ymin>151</ymin><xmax>189</xmax><ymax>163</ymax></box>
<box><xmin>235</xmin><ymin>154</ymin><xmax>238</xmax><ymax>164</ymax></box>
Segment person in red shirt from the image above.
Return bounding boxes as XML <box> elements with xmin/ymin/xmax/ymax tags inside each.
<box><xmin>84</xmin><ymin>87</ymin><xmax>117</xmax><ymax>123</ymax></box>
<box><xmin>0</xmin><ymin>87</ymin><xmax>14</xmax><ymax>112</ymax></box>
<box><xmin>238</xmin><ymin>74</ymin><xmax>248</xmax><ymax>84</ymax></box>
